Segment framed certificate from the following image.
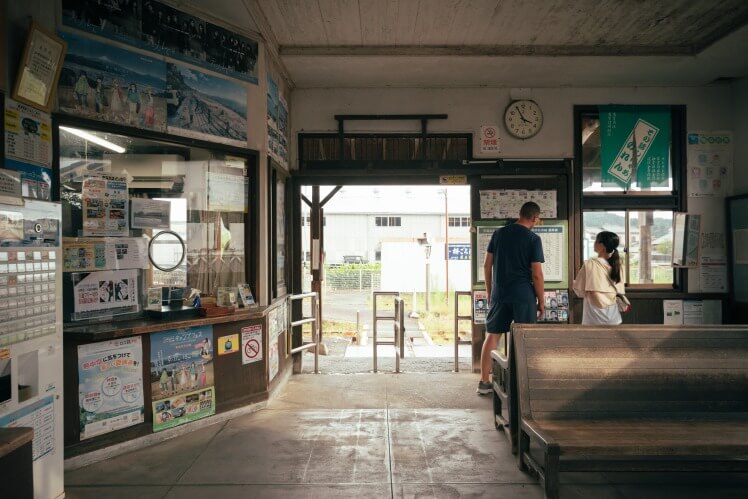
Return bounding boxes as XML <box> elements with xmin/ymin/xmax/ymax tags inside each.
<box><xmin>12</xmin><ymin>22</ymin><xmax>67</xmax><ymax>112</ymax></box>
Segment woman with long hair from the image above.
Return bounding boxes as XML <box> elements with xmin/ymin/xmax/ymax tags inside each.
<box><xmin>573</xmin><ymin>231</ymin><xmax>626</xmax><ymax>325</ymax></box>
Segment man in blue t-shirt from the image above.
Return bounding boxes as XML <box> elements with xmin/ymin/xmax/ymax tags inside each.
<box><xmin>477</xmin><ymin>201</ymin><xmax>545</xmax><ymax>394</ymax></box>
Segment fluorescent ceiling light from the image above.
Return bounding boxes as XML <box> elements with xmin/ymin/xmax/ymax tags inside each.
<box><xmin>60</xmin><ymin>126</ymin><xmax>126</xmax><ymax>153</ymax></box>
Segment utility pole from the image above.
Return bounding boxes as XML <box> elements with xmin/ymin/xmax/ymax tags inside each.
<box><xmin>444</xmin><ymin>189</ymin><xmax>449</xmax><ymax>305</ymax></box>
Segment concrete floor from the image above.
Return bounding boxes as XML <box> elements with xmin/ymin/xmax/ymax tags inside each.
<box><xmin>65</xmin><ymin>373</ymin><xmax>748</xmax><ymax>498</ymax></box>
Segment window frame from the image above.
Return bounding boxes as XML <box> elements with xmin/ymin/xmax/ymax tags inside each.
<box><xmin>574</xmin><ymin>105</ymin><xmax>686</xmax><ymax>291</ymax></box>
<box><xmin>54</xmin><ymin>114</ymin><xmax>260</xmax><ymax>309</ymax></box>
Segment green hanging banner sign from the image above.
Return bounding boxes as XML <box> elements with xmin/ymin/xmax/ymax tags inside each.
<box><xmin>599</xmin><ymin>106</ymin><xmax>671</xmax><ymax>188</ymax></box>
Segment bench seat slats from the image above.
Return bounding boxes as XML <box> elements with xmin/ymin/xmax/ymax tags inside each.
<box><xmin>528</xmin><ymin>419</ymin><xmax>748</xmax><ymax>456</ymax></box>
<box><xmin>529</xmin><ymin>387</ymin><xmax>746</xmax><ymax>402</ymax></box>
<box><xmin>528</xmin><ymin>358</ymin><xmax>748</xmax><ymax>370</ymax></box>
<box><xmin>530</xmin><ymin>400</ymin><xmax>748</xmax><ymax>413</ymax></box>
<box><xmin>525</xmin><ymin>347</ymin><xmax>748</xmax><ymax>359</ymax></box>
<box><xmin>526</xmin><ymin>368</ymin><xmax>748</xmax><ymax>380</ymax></box>
<box><xmin>513</xmin><ymin>326</ymin><xmax>748</xmax><ymax>498</ymax></box>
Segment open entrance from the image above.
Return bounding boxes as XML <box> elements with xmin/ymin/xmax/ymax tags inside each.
<box><xmin>299</xmin><ymin>185</ymin><xmax>472</xmax><ymax>373</ymax></box>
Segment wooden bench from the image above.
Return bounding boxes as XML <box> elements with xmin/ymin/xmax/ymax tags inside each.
<box><xmin>512</xmin><ymin>324</ymin><xmax>748</xmax><ymax>499</ymax></box>
<box><xmin>491</xmin><ymin>332</ymin><xmax>518</xmax><ymax>453</ymax></box>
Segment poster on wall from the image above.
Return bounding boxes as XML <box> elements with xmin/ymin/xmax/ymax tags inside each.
<box><xmin>241</xmin><ymin>325</ymin><xmax>262</xmax><ymax>365</ymax></box>
<box><xmin>474</xmin><ymin>222</ymin><xmax>566</xmax><ymax>284</ymax></box>
<box><xmin>599</xmin><ymin>105</ymin><xmax>670</xmax><ymax>188</ymax></box>
<box><xmin>4</xmin><ymin>98</ymin><xmax>53</xmax><ymax>169</ymax></box>
<box><xmin>206</xmin><ymin>171</ymin><xmax>248</xmax><ymax>212</ymax></box>
<box><xmin>268</xmin><ymin>335</ymin><xmax>279</xmax><ymax>382</ymax></box>
<box><xmin>479</xmin><ymin>189</ymin><xmax>557</xmax><ymax>219</ymax></box>
<box><xmin>266</xmin><ymin>75</ymin><xmax>289</xmax><ymax>167</ymax></box>
<box><xmin>63</xmin><ymin>237</ymin><xmax>149</xmax><ymax>272</ymax></box>
<box><xmin>166</xmin><ymin>63</ymin><xmax>247</xmax><ymax>148</ymax></box>
<box><xmin>131</xmin><ymin>198</ymin><xmax>171</xmax><ymax>230</ymax></box>
<box><xmin>72</xmin><ymin>269</ymin><xmax>139</xmax><ymax>314</ymax></box>
<box><xmin>77</xmin><ymin>337</ymin><xmax>144</xmax><ymax>440</ymax></box>
<box><xmin>150</xmin><ymin>326</ymin><xmax>215</xmax><ymax>432</ymax></box>
<box><xmin>543</xmin><ymin>290</ymin><xmax>569</xmax><ymax>322</ymax></box>
<box><xmin>473</xmin><ymin>289</ymin><xmax>487</xmax><ymax>324</ymax></box>
<box><xmin>62</xmin><ymin>0</ymin><xmax>259</xmax><ymax>84</ymax></box>
<box><xmin>0</xmin><ymin>395</ymin><xmax>55</xmax><ymax>461</ymax></box>
<box><xmin>534</xmin><ymin>225</ymin><xmax>564</xmax><ymax>282</ymax></box>
<box><xmin>82</xmin><ymin>175</ymin><xmax>129</xmax><ymax>236</ymax></box>
<box><xmin>2</xmin><ymin>160</ymin><xmax>52</xmax><ymax>201</ymax></box>
<box><xmin>58</xmin><ymin>31</ymin><xmax>167</xmax><ymax>132</ymax></box>
<box><xmin>686</xmin><ymin>131</ymin><xmax>733</xmax><ymax>197</ymax></box>
<box><xmin>0</xmin><ymin>170</ymin><xmax>22</xmax><ymax>205</ymax></box>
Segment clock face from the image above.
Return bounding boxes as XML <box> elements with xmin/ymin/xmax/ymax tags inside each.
<box><xmin>504</xmin><ymin>100</ymin><xmax>543</xmax><ymax>139</ymax></box>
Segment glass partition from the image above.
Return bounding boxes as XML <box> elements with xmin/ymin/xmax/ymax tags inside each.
<box><xmin>59</xmin><ymin>125</ymin><xmax>252</xmax><ymax>320</ymax></box>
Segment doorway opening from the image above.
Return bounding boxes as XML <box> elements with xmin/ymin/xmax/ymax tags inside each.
<box><xmin>299</xmin><ymin>184</ymin><xmax>472</xmax><ymax>374</ymax></box>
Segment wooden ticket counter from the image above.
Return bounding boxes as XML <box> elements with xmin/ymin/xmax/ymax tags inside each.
<box><xmin>62</xmin><ymin>298</ymin><xmax>290</xmax><ymax>458</ymax></box>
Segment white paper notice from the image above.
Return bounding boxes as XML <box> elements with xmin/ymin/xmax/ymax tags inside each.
<box><xmin>473</xmin><ymin>289</ymin><xmax>488</xmax><ymax>324</ymax></box>
<box><xmin>63</xmin><ymin>237</ymin><xmax>149</xmax><ymax>272</ymax></box>
<box><xmin>699</xmin><ymin>265</ymin><xmax>727</xmax><ymax>293</ymax></box>
<box><xmin>4</xmin><ymin>98</ymin><xmax>53</xmax><ymax>168</ymax></box>
<box><xmin>663</xmin><ymin>300</ymin><xmax>683</xmax><ymax>325</ymax></box>
<box><xmin>241</xmin><ymin>325</ymin><xmax>263</xmax><ymax>365</ymax></box>
<box><xmin>73</xmin><ymin>269</ymin><xmax>139</xmax><ymax>313</ymax></box>
<box><xmin>131</xmin><ymin>199</ymin><xmax>171</xmax><ymax>230</ymax></box>
<box><xmin>533</xmin><ymin>225</ymin><xmax>564</xmax><ymax>282</ymax></box>
<box><xmin>0</xmin><ymin>395</ymin><xmax>56</xmax><ymax>461</ymax></box>
<box><xmin>686</xmin><ymin>131</ymin><xmax>733</xmax><ymax>197</ymax></box>
<box><xmin>475</xmin><ymin>225</ymin><xmax>500</xmax><ymax>282</ymax></box>
<box><xmin>82</xmin><ymin>175</ymin><xmax>129</xmax><ymax>236</ymax></box>
<box><xmin>0</xmin><ymin>169</ymin><xmax>22</xmax><ymax>205</ymax></box>
<box><xmin>480</xmin><ymin>190</ymin><xmax>557</xmax><ymax>219</ymax></box>
<box><xmin>682</xmin><ymin>301</ymin><xmax>703</xmax><ymax>325</ymax></box>
<box><xmin>700</xmin><ymin>231</ymin><xmax>726</xmax><ymax>265</ymax></box>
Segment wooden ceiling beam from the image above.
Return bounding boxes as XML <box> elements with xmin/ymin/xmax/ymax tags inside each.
<box><xmin>242</xmin><ymin>0</ymin><xmax>296</xmax><ymax>90</ymax></box>
<box><xmin>280</xmin><ymin>44</ymin><xmax>696</xmax><ymax>57</ymax></box>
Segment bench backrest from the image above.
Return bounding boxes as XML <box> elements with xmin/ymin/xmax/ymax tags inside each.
<box><xmin>512</xmin><ymin>324</ymin><xmax>748</xmax><ymax>421</ymax></box>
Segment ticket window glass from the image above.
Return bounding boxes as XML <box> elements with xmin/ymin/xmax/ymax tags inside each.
<box><xmin>58</xmin><ymin>125</ymin><xmax>252</xmax><ymax>320</ymax></box>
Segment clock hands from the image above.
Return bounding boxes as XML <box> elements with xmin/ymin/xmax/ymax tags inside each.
<box><xmin>515</xmin><ymin>106</ymin><xmax>531</xmax><ymax>124</ymax></box>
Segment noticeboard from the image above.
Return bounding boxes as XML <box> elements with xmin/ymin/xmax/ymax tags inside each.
<box><xmin>472</xmin><ymin>220</ymin><xmax>568</xmax><ymax>289</ymax></box>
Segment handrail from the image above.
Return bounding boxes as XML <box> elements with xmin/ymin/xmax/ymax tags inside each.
<box><xmin>453</xmin><ymin>291</ymin><xmax>473</xmax><ymax>372</ymax></box>
<box><xmin>288</xmin><ymin>292</ymin><xmax>320</xmax><ymax>374</ymax></box>
<box><xmin>394</xmin><ymin>297</ymin><xmax>405</xmax><ymax>373</ymax></box>
<box><xmin>372</xmin><ymin>291</ymin><xmax>400</xmax><ymax>373</ymax></box>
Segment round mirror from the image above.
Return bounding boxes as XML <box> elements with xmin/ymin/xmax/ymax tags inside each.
<box><xmin>148</xmin><ymin>230</ymin><xmax>186</xmax><ymax>272</ymax></box>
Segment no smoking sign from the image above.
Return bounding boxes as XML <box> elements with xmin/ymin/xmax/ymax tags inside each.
<box><xmin>480</xmin><ymin>125</ymin><xmax>500</xmax><ymax>154</ymax></box>
<box><xmin>241</xmin><ymin>325</ymin><xmax>263</xmax><ymax>365</ymax></box>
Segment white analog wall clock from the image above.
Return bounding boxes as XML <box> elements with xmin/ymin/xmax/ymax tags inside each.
<box><xmin>503</xmin><ymin>100</ymin><xmax>543</xmax><ymax>139</ymax></box>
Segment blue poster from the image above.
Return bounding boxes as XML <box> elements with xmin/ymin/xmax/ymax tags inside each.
<box><xmin>58</xmin><ymin>31</ymin><xmax>167</xmax><ymax>132</ymax></box>
<box><xmin>150</xmin><ymin>325</ymin><xmax>215</xmax><ymax>431</ymax></box>
<box><xmin>166</xmin><ymin>63</ymin><xmax>247</xmax><ymax>147</ymax></box>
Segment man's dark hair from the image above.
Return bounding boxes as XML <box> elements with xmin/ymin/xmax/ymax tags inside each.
<box><xmin>519</xmin><ymin>201</ymin><xmax>541</xmax><ymax>220</ymax></box>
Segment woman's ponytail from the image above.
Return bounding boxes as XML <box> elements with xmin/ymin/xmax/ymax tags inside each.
<box><xmin>595</xmin><ymin>231</ymin><xmax>622</xmax><ymax>283</ymax></box>
<box><xmin>608</xmin><ymin>249</ymin><xmax>622</xmax><ymax>283</ymax></box>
